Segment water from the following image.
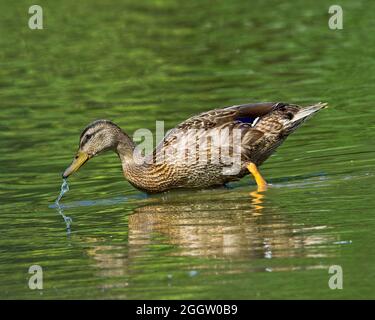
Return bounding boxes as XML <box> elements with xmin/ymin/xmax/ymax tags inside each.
<box><xmin>54</xmin><ymin>179</ymin><xmax>72</xmax><ymax>234</ymax></box>
<box><xmin>55</xmin><ymin>179</ymin><xmax>70</xmax><ymax>206</ymax></box>
<box><xmin>1</xmin><ymin>0</ymin><xmax>375</xmax><ymax>299</ymax></box>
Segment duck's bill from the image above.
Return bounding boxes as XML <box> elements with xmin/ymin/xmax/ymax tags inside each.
<box><xmin>62</xmin><ymin>151</ymin><xmax>89</xmax><ymax>179</ymax></box>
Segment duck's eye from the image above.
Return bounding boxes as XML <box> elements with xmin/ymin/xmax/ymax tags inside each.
<box><xmin>85</xmin><ymin>134</ymin><xmax>92</xmax><ymax>141</ymax></box>
<box><xmin>286</xmin><ymin>112</ymin><xmax>294</xmax><ymax>120</ymax></box>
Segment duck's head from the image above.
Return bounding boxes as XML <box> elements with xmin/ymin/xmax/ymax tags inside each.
<box><xmin>62</xmin><ymin>120</ymin><xmax>124</xmax><ymax>179</ymax></box>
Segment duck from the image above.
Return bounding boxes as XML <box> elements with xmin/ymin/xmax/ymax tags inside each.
<box><xmin>62</xmin><ymin>101</ymin><xmax>327</xmax><ymax>193</ymax></box>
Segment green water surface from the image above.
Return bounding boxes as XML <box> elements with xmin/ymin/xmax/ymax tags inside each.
<box><xmin>0</xmin><ymin>0</ymin><xmax>375</xmax><ymax>299</ymax></box>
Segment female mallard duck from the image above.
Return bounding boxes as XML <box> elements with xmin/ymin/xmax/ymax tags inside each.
<box><xmin>62</xmin><ymin>102</ymin><xmax>326</xmax><ymax>193</ymax></box>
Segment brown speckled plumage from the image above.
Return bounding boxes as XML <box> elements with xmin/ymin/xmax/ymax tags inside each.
<box><xmin>63</xmin><ymin>102</ymin><xmax>326</xmax><ymax>193</ymax></box>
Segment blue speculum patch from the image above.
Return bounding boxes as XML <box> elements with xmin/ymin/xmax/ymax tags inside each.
<box><xmin>236</xmin><ymin>116</ymin><xmax>257</xmax><ymax>123</ymax></box>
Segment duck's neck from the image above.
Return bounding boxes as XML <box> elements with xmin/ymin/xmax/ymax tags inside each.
<box><xmin>115</xmin><ymin>131</ymin><xmax>152</xmax><ymax>191</ymax></box>
<box><xmin>115</xmin><ymin>130</ymin><xmax>136</xmax><ymax>164</ymax></box>
<box><xmin>115</xmin><ymin>131</ymin><xmax>172</xmax><ymax>193</ymax></box>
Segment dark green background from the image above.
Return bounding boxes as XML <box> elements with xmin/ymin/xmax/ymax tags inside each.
<box><xmin>0</xmin><ymin>0</ymin><xmax>374</xmax><ymax>299</ymax></box>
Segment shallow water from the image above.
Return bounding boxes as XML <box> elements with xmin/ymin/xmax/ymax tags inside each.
<box><xmin>1</xmin><ymin>0</ymin><xmax>375</xmax><ymax>299</ymax></box>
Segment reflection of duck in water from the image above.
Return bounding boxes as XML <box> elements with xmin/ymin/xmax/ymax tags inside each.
<box><xmin>82</xmin><ymin>190</ymin><xmax>336</xmax><ymax>282</ymax></box>
<box><xmin>126</xmin><ymin>190</ymin><xmax>334</xmax><ymax>260</ymax></box>
<box><xmin>62</xmin><ymin>102</ymin><xmax>326</xmax><ymax>193</ymax></box>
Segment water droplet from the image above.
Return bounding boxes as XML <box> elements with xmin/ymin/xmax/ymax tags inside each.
<box><xmin>188</xmin><ymin>270</ymin><xmax>198</xmax><ymax>277</ymax></box>
<box><xmin>54</xmin><ymin>179</ymin><xmax>72</xmax><ymax>234</ymax></box>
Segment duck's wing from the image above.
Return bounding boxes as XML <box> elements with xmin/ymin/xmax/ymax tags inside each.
<box><xmin>175</xmin><ymin>102</ymin><xmax>277</xmax><ymax>130</ymax></box>
<box><xmin>162</xmin><ymin>102</ymin><xmax>278</xmax><ymax>144</ymax></box>
<box><xmin>153</xmin><ymin>102</ymin><xmax>278</xmax><ymax>163</ymax></box>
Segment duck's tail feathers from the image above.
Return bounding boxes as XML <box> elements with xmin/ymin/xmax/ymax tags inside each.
<box><xmin>291</xmin><ymin>102</ymin><xmax>328</xmax><ymax>123</ymax></box>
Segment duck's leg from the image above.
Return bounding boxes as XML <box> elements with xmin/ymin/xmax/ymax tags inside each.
<box><xmin>247</xmin><ymin>162</ymin><xmax>267</xmax><ymax>192</ymax></box>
